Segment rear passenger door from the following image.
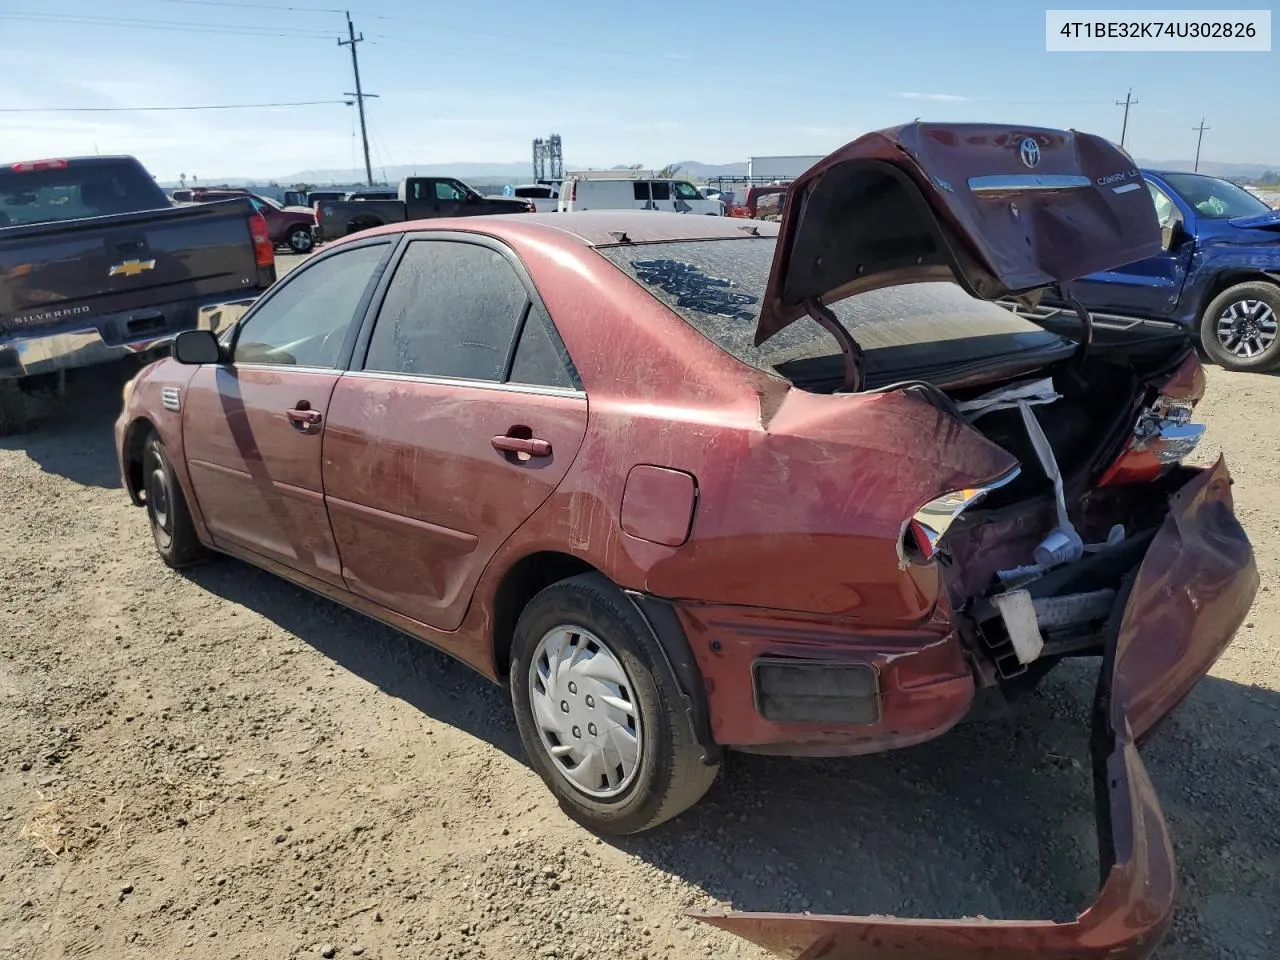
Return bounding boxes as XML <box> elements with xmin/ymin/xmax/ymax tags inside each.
<box><xmin>632</xmin><ymin>181</ymin><xmax>653</xmax><ymax>210</ymax></box>
<box><xmin>323</xmin><ymin>234</ymin><xmax>589</xmax><ymax>631</ymax></box>
<box><xmin>649</xmin><ymin>180</ymin><xmax>675</xmax><ymax>212</ymax></box>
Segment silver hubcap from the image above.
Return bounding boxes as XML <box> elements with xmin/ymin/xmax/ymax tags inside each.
<box><xmin>1216</xmin><ymin>299</ymin><xmax>1277</xmax><ymax>359</ymax></box>
<box><xmin>528</xmin><ymin>626</ymin><xmax>642</xmax><ymax>799</ymax></box>
<box><xmin>291</xmin><ymin>231</ymin><xmax>311</xmax><ymax>251</ymax></box>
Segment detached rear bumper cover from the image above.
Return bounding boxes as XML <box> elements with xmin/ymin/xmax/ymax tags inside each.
<box><xmin>693</xmin><ymin>457</ymin><xmax>1257</xmax><ymax>960</ymax></box>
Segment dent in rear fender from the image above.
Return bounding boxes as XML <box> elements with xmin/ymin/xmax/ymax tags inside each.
<box><xmin>642</xmin><ymin>388</ymin><xmax>1019</xmax><ymax>622</ymax></box>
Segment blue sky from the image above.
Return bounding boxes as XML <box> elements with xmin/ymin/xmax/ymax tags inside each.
<box><xmin>0</xmin><ymin>0</ymin><xmax>1274</xmax><ymax>180</ymax></box>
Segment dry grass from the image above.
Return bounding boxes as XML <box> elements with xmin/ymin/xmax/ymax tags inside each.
<box><xmin>20</xmin><ymin>789</ymin><xmax>123</xmax><ymax>861</ymax></box>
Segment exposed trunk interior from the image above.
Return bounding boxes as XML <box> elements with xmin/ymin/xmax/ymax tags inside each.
<box><xmin>922</xmin><ymin>339</ymin><xmax>1195</xmax><ymax>691</ymax></box>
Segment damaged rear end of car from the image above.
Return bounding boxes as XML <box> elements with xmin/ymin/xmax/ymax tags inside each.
<box><xmin>690</xmin><ymin>123</ymin><xmax>1259</xmax><ymax>958</ymax></box>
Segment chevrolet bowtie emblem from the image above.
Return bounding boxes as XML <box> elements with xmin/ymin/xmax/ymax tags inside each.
<box><xmin>109</xmin><ymin>258</ymin><xmax>157</xmax><ymax>278</ymax></box>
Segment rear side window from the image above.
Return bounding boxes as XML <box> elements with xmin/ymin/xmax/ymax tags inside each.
<box><xmin>364</xmin><ymin>240</ymin><xmax>530</xmax><ymax>381</ymax></box>
<box><xmin>235</xmin><ymin>243</ymin><xmax>387</xmax><ymax>367</ymax></box>
<box><xmin>0</xmin><ymin>160</ymin><xmax>166</xmax><ymax>226</ymax></box>
<box><xmin>650</xmin><ymin>182</ymin><xmax>671</xmax><ymax>201</ymax></box>
<box><xmin>632</xmin><ymin>183</ymin><xmax>650</xmax><ymax>201</ymax></box>
<box><xmin>509</xmin><ymin>303</ymin><xmax>578</xmax><ymax>389</ymax></box>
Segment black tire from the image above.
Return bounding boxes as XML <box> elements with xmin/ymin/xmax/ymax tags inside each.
<box><xmin>509</xmin><ymin>572</ymin><xmax>718</xmax><ymax>835</ymax></box>
<box><xmin>285</xmin><ymin>225</ymin><xmax>314</xmax><ymax>254</ymax></box>
<box><xmin>0</xmin><ymin>378</ymin><xmax>35</xmax><ymax>437</ymax></box>
<box><xmin>143</xmin><ymin>432</ymin><xmax>208</xmax><ymax>568</ymax></box>
<box><xmin>1199</xmin><ymin>281</ymin><xmax>1280</xmax><ymax>372</ymax></box>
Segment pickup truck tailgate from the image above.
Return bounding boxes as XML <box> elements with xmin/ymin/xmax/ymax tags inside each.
<box><xmin>0</xmin><ymin>200</ymin><xmax>263</xmax><ymax>338</ymax></box>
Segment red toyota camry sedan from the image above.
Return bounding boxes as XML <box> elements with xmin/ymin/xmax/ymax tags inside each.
<box><xmin>116</xmin><ymin>123</ymin><xmax>1256</xmax><ymax>960</ymax></box>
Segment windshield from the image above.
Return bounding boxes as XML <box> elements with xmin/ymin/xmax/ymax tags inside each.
<box><xmin>0</xmin><ymin>161</ymin><xmax>165</xmax><ymax>226</ymax></box>
<box><xmin>1162</xmin><ymin>172</ymin><xmax>1271</xmax><ymax>220</ymax></box>
<box><xmin>597</xmin><ymin>237</ymin><xmax>1070</xmax><ymax>390</ymax></box>
<box><xmin>672</xmin><ymin>181</ymin><xmax>702</xmax><ymax>200</ymax></box>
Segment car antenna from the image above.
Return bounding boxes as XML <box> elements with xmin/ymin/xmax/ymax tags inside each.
<box><xmin>738</xmin><ymin>224</ymin><xmax>760</xmax><ymax>236</ymax></box>
<box><xmin>608</xmin><ymin>231</ymin><xmax>632</xmax><ymax>243</ymax></box>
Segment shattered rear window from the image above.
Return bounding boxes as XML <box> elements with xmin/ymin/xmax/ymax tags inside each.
<box><xmin>596</xmin><ymin>237</ymin><xmax>1067</xmax><ymax>384</ymax></box>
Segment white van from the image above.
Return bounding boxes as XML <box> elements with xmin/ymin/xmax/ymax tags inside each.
<box><xmin>557</xmin><ymin>178</ymin><xmax>724</xmax><ymax>215</ymax></box>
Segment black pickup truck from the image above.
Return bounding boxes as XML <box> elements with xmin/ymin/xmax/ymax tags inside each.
<box><xmin>315</xmin><ymin>175</ymin><xmax>534</xmax><ymax>240</ymax></box>
<box><xmin>0</xmin><ymin>156</ymin><xmax>276</xmax><ymax>433</ymax></box>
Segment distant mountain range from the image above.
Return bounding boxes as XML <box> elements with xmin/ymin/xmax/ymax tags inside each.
<box><xmin>160</xmin><ymin>156</ymin><xmax>1276</xmax><ymax>190</ymax></box>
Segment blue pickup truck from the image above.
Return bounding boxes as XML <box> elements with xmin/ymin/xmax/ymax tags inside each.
<box><xmin>1009</xmin><ymin>170</ymin><xmax>1280</xmax><ymax>372</ymax></box>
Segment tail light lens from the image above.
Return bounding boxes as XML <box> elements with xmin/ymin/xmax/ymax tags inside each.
<box><xmin>1099</xmin><ymin>351</ymin><xmax>1207</xmax><ymax>487</ymax></box>
<box><xmin>569</xmin><ymin>181</ymin><xmax>577</xmax><ymax>201</ymax></box>
<box><xmin>248</xmin><ymin>212</ymin><xmax>274</xmax><ymax>268</ymax></box>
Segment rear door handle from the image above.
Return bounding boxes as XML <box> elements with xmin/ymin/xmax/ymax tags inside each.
<box><xmin>491</xmin><ymin>435</ymin><xmax>552</xmax><ymax>458</ymax></box>
<box><xmin>286</xmin><ymin>407</ymin><xmax>323</xmax><ymax>432</ymax></box>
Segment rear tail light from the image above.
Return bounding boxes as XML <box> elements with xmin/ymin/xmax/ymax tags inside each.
<box><xmin>1098</xmin><ymin>396</ymin><xmax>1205</xmax><ymax>486</ymax></box>
<box><xmin>569</xmin><ymin>181</ymin><xmax>577</xmax><ymax>201</ymax></box>
<box><xmin>248</xmin><ymin>212</ymin><xmax>274</xmax><ymax>268</ymax></box>
<box><xmin>900</xmin><ymin>468</ymin><xmax>1021</xmax><ymax>566</ymax></box>
<box><xmin>1099</xmin><ymin>351</ymin><xmax>1207</xmax><ymax>487</ymax></box>
<box><xmin>12</xmin><ymin>158</ymin><xmax>68</xmax><ymax>172</ymax></box>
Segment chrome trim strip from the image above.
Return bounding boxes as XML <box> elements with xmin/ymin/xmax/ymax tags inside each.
<box><xmin>967</xmin><ymin>174</ymin><xmax>1092</xmax><ymax>193</ymax></box>
<box><xmin>342</xmin><ymin>369</ymin><xmax>586</xmax><ymax>399</ymax></box>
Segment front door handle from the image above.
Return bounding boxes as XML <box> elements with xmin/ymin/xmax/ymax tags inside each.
<box><xmin>491</xmin><ymin>435</ymin><xmax>552</xmax><ymax>458</ymax></box>
<box><xmin>286</xmin><ymin>407</ymin><xmax>322</xmax><ymax>433</ymax></box>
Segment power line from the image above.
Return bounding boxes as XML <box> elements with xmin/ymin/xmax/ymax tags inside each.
<box><xmin>1115</xmin><ymin>89</ymin><xmax>1138</xmax><ymax>147</ymax></box>
<box><xmin>0</xmin><ymin>100</ymin><xmax>352</xmax><ymax>113</ymax></box>
<box><xmin>0</xmin><ymin>12</ymin><xmax>335</xmax><ymax>40</ymax></box>
<box><xmin>1193</xmin><ymin>118</ymin><xmax>1211</xmax><ymax>172</ymax></box>
<box><xmin>158</xmin><ymin>0</ymin><xmax>344</xmax><ymax>12</ymax></box>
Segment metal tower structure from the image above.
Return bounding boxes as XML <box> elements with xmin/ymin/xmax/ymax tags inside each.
<box><xmin>532</xmin><ymin>134</ymin><xmax>564</xmax><ymax>182</ymax></box>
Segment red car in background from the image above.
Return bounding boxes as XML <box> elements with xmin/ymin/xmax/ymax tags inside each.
<box><xmin>729</xmin><ymin>184</ymin><xmax>788</xmax><ymax>218</ymax></box>
<box><xmin>116</xmin><ymin>123</ymin><xmax>1256</xmax><ymax>960</ymax></box>
<box><xmin>183</xmin><ymin>188</ymin><xmax>317</xmax><ymax>254</ymax></box>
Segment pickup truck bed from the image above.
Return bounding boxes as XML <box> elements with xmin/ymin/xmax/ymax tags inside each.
<box><xmin>0</xmin><ymin>156</ymin><xmax>275</xmax><ymax>433</ymax></box>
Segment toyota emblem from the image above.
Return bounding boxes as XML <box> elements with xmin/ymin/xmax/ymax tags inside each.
<box><xmin>1019</xmin><ymin>137</ymin><xmax>1041</xmax><ymax>169</ymax></box>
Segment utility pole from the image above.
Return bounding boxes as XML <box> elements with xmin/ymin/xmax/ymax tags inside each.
<box><xmin>339</xmin><ymin>11</ymin><xmax>375</xmax><ymax>186</ymax></box>
<box><xmin>1192</xmin><ymin>118</ymin><xmax>1210</xmax><ymax>172</ymax></box>
<box><xmin>1115</xmin><ymin>88</ymin><xmax>1138</xmax><ymax>148</ymax></box>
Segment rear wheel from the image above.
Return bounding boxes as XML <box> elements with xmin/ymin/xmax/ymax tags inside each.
<box><xmin>143</xmin><ymin>432</ymin><xmax>208</xmax><ymax>568</ymax></box>
<box><xmin>286</xmin><ymin>225</ymin><xmax>315</xmax><ymax>253</ymax></box>
<box><xmin>1199</xmin><ymin>281</ymin><xmax>1280</xmax><ymax>372</ymax></box>
<box><xmin>509</xmin><ymin>573</ymin><xmax>718</xmax><ymax>835</ymax></box>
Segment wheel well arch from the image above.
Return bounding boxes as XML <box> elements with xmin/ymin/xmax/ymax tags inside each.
<box><xmin>1201</xmin><ymin>270</ymin><xmax>1280</xmax><ymax>315</ymax></box>
<box><xmin>489</xmin><ymin>550</ymin><xmax>598</xmax><ymax>679</ymax></box>
<box><xmin>121</xmin><ymin>415</ymin><xmax>157</xmax><ymax>505</ymax></box>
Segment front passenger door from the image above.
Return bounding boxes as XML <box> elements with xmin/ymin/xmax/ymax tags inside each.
<box><xmin>182</xmin><ymin>239</ymin><xmax>393</xmax><ymax>585</ymax></box>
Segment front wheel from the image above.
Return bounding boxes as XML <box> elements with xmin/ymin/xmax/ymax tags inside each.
<box><xmin>509</xmin><ymin>573</ymin><xmax>718</xmax><ymax>835</ymax></box>
<box><xmin>286</xmin><ymin>225</ymin><xmax>315</xmax><ymax>253</ymax></box>
<box><xmin>143</xmin><ymin>433</ymin><xmax>208</xmax><ymax>568</ymax></box>
<box><xmin>1199</xmin><ymin>281</ymin><xmax>1280</xmax><ymax>372</ymax></box>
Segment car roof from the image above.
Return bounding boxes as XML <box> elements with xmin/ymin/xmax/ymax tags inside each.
<box><xmin>507</xmin><ymin>211</ymin><xmax>780</xmax><ymax>246</ymax></box>
<box><xmin>338</xmin><ymin>211</ymin><xmax>780</xmax><ymax>252</ymax></box>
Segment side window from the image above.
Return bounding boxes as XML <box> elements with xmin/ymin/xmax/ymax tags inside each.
<box><xmin>234</xmin><ymin>243</ymin><xmax>386</xmax><ymax>367</ymax></box>
<box><xmin>364</xmin><ymin>240</ymin><xmax>529</xmax><ymax>381</ymax></box>
<box><xmin>1147</xmin><ymin>181</ymin><xmax>1176</xmax><ymax>225</ymax></box>
<box><xmin>436</xmin><ymin>180</ymin><xmax>466</xmax><ymax>201</ymax></box>
<box><xmin>632</xmin><ymin>182</ymin><xmax>650</xmax><ymax>201</ymax></box>
<box><xmin>651</xmin><ymin>181</ymin><xmax>671</xmax><ymax>201</ymax></box>
<box><xmin>509</xmin><ymin>302</ymin><xmax>578</xmax><ymax>389</ymax></box>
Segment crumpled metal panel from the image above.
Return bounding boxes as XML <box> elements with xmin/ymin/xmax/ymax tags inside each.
<box><xmin>692</xmin><ymin>457</ymin><xmax>1256</xmax><ymax>960</ymax></box>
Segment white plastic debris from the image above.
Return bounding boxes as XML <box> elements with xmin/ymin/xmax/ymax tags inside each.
<box><xmin>956</xmin><ymin>377</ymin><xmax>1060</xmax><ymax>419</ymax></box>
<box><xmin>992</xmin><ymin>589</ymin><xmax>1045</xmax><ymax>665</ymax></box>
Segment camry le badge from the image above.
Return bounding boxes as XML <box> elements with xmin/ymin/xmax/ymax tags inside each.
<box><xmin>109</xmin><ymin>258</ymin><xmax>157</xmax><ymax>278</ymax></box>
<box><xmin>1019</xmin><ymin>137</ymin><xmax>1041</xmax><ymax>169</ymax></box>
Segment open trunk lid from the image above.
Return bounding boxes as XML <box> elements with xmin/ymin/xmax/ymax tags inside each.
<box><xmin>693</xmin><ymin>457</ymin><xmax>1257</xmax><ymax>960</ymax></box>
<box><xmin>755</xmin><ymin>123</ymin><xmax>1162</xmax><ymax>351</ymax></box>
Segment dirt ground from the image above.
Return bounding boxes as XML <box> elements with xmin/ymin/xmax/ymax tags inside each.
<box><xmin>2</xmin><ymin>333</ymin><xmax>1278</xmax><ymax>959</ymax></box>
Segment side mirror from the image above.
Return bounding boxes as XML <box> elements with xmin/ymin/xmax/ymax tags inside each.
<box><xmin>172</xmin><ymin>329</ymin><xmax>222</xmax><ymax>365</ymax></box>
<box><xmin>1160</xmin><ymin>217</ymin><xmax>1184</xmax><ymax>250</ymax></box>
